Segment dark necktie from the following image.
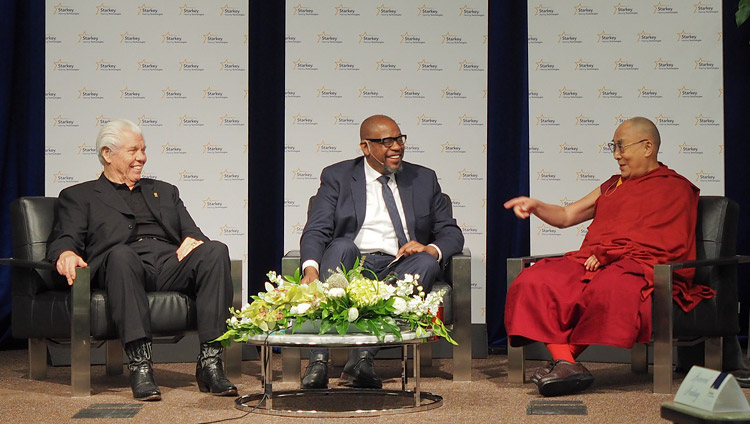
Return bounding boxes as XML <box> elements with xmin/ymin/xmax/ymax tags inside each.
<box><xmin>377</xmin><ymin>175</ymin><xmax>408</xmax><ymax>247</ymax></box>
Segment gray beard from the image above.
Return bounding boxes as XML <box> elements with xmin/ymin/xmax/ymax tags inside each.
<box><xmin>384</xmin><ymin>162</ymin><xmax>403</xmax><ymax>175</ymax></box>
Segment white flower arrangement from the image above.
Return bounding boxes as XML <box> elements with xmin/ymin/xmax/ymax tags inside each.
<box><xmin>214</xmin><ymin>257</ymin><xmax>456</xmax><ymax>345</ymax></box>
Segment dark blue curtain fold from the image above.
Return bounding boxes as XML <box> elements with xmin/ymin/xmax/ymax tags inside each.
<box><xmin>0</xmin><ymin>1</ymin><xmax>45</xmax><ymax>347</ymax></box>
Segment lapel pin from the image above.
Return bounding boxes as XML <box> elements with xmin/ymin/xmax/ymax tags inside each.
<box><xmin>154</xmin><ymin>192</ymin><xmax>159</xmax><ymax>198</ymax></box>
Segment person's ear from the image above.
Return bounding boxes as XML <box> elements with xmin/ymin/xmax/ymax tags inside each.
<box><xmin>643</xmin><ymin>140</ymin><xmax>654</xmax><ymax>157</ymax></box>
<box><xmin>360</xmin><ymin>140</ymin><xmax>370</xmax><ymax>156</ymax></box>
<box><xmin>101</xmin><ymin>147</ymin><xmax>112</xmax><ymax>164</ymax></box>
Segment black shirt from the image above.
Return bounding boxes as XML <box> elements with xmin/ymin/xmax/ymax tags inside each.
<box><xmin>108</xmin><ymin>179</ymin><xmax>170</xmax><ymax>243</ymax></box>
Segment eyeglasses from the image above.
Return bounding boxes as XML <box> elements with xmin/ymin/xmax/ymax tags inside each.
<box><xmin>364</xmin><ymin>134</ymin><xmax>407</xmax><ymax>148</ymax></box>
<box><xmin>607</xmin><ymin>139</ymin><xmax>647</xmax><ymax>154</ymax></box>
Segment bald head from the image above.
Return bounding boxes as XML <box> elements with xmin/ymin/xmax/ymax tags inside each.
<box><xmin>622</xmin><ymin>116</ymin><xmax>661</xmax><ymax>152</ymax></box>
<box><xmin>360</xmin><ymin>114</ymin><xmax>398</xmax><ymax>140</ymax></box>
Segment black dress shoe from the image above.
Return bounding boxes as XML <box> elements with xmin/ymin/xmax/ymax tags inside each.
<box><xmin>196</xmin><ymin>357</ymin><xmax>238</xmax><ymax>396</ymax></box>
<box><xmin>729</xmin><ymin>369</ymin><xmax>750</xmax><ymax>388</ymax></box>
<box><xmin>130</xmin><ymin>363</ymin><xmax>162</xmax><ymax>401</ymax></box>
<box><xmin>536</xmin><ymin>360</ymin><xmax>594</xmax><ymax>397</ymax></box>
<box><xmin>301</xmin><ymin>354</ymin><xmax>329</xmax><ymax>389</ymax></box>
<box><xmin>342</xmin><ymin>351</ymin><xmax>382</xmax><ymax>389</ymax></box>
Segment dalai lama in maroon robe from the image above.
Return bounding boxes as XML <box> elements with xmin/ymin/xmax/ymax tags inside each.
<box><xmin>504</xmin><ymin>117</ymin><xmax>710</xmax><ymax>397</ymax></box>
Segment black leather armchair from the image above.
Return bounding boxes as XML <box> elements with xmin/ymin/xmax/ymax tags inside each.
<box><xmin>279</xmin><ymin>194</ymin><xmax>472</xmax><ymax>382</ymax></box>
<box><xmin>1</xmin><ymin>197</ymin><xmax>243</xmax><ymax>397</ymax></box>
<box><xmin>506</xmin><ymin>196</ymin><xmax>750</xmax><ymax>393</ymax></box>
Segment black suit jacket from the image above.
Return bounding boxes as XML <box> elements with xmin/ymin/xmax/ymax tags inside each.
<box><xmin>46</xmin><ymin>174</ymin><xmax>207</xmax><ymax>276</ymax></box>
<box><xmin>300</xmin><ymin>157</ymin><xmax>464</xmax><ymax>266</ymax></box>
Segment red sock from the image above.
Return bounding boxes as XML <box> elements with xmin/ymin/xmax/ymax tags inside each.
<box><xmin>570</xmin><ymin>344</ymin><xmax>588</xmax><ymax>359</ymax></box>
<box><xmin>546</xmin><ymin>343</ymin><xmax>575</xmax><ymax>362</ymax></box>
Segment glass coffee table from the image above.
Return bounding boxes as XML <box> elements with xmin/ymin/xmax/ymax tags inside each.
<box><xmin>235</xmin><ymin>331</ymin><xmax>443</xmax><ymax>417</ymax></box>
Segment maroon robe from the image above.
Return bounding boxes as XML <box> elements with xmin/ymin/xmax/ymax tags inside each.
<box><xmin>506</xmin><ymin>164</ymin><xmax>709</xmax><ymax>348</ymax></box>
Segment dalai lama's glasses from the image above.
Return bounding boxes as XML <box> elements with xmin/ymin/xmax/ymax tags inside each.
<box><xmin>607</xmin><ymin>139</ymin><xmax>647</xmax><ymax>154</ymax></box>
<box><xmin>364</xmin><ymin>134</ymin><xmax>407</xmax><ymax>148</ymax></box>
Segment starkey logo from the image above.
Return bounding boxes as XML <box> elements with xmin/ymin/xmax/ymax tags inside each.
<box><xmin>316</xmin><ymin>140</ymin><xmax>342</xmax><ymax>153</ymax></box>
<box><xmin>573</xmin><ymin>4</ymin><xmax>598</xmax><ymax>15</ymax></box>
<box><xmin>96</xmin><ymin>59</ymin><xmax>121</xmax><ymax>72</ymax></box>
<box><xmin>376</xmin><ymin>4</ymin><xmax>400</xmax><ymax>16</ymax></box>
<box><xmin>653</xmin><ymin>2</ymin><xmax>677</xmax><ymax>14</ymax></box>
<box><xmin>291</xmin><ymin>113</ymin><xmax>317</xmax><ymax>126</ymax></box>
<box><xmin>613</xmin><ymin>3</ymin><xmax>638</xmax><ymax>15</ymax></box>
<box><xmin>654</xmin><ymin>113</ymin><xmax>678</xmax><ymax>126</ymax></box>
<box><xmin>120</xmin><ymin>86</ymin><xmax>145</xmax><ymax>99</ymax></box>
<box><xmin>537</xmin><ymin>168</ymin><xmax>559</xmax><ymax>181</ymax></box>
<box><xmin>202</xmin><ymin>142</ymin><xmax>227</xmax><ymax>154</ymax></box>
<box><xmin>576</xmin><ymin>224</ymin><xmax>589</xmax><ymax>237</ymax></box>
<box><xmin>77</xmin><ymin>142</ymin><xmax>97</xmax><ymax>155</ymax></box>
<box><xmin>78</xmin><ymin>87</ymin><xmax>103</xmax><ymax>100</ymax></box>
<box><xmin>535</xmin><ymin>114</ymin><xmax>559</xmax><ymax>126</ymax></box>
<box><xmin>599</xmin><ymin>141</ymin><xmax>615</xmax><ymax>154</ymax></box>
<box><xmin>694</xmin><ymin>58</ymin><xmax>719</xmax><ymax>70</ymax></box>
<box><xmin>401</xmin><ymin>86</ymin><xmax>425</xmax><ymax>99</ymax></box>
<box><xmin>457</xmin><ymin>169</ymin><xmax>483</xmax><ymax>181</ymax></box>
<box><xmin>678</xmin><ymin>141</ymin><xmax>703</xmax><ymax>154</ymax></box>
<box><xmin>654</xmin><ymin>58</ymin><xmax>678</xmax><ymax>70</ymax></box>
<box><xmin>459</xmin><ymin>5</ymin><xmax>484</xmax><ymax>16</ymax></box>
<box><xmin>576</xmin><ymin>169</ymin><xmax>600</xmax><ymax>181</ymax></box>
<box><xmin>138</xmin><ymin>59</ymin><xmax>163</xmax><ymax>72</ymax></box>
<box><xmin>178</xmin><ymin>169</ymin><xmax>204</xmax><ymax>182</ymax></box>
<box><xmin>52</xmin><ymin>59</ymin><xmax>79</xmax><ymax>71</ymax></box>
<box><xmin>219</xmin><ymin>5</ymin><xmax>244</xmax><ymax>16</ymax></box>
<box><xmin>95</xmin><ymin>3</ymin><xmax>121</xmax><ymax>15</ymax></box>
<box><xmin>358</xmin><ymin>32</ymin><xmax>382</xmax><ymax>44</ymax></box>
<box><xmin>442</xmin><ymin>32</ymin><xmax>466</xmax><ymax>44</ymax></box>
<box><xmin>203</xmin><ymin>32</ymin><xmax>227</xmax><ymax>44</ymax></box>
<box><xmin>614</xmin><ymin>58</ymin><xmax>638</xmax><ymax>71</ymax></box>
<box><xmin>203</xmin><ymin>197</ymin><xmax>227</xmax><ymax>209</ymax></box>
<box><xmin>46</xmin><ymin>90</ymin><xmax>61</xmax><ymax>100</ymax></box>
<box><xmin>638</xmin><ymin>86</ymin><xmax>662</xmax><ymax>98</ymax></box>
<box><xmin>440</xmin><ymin>141</ymin><xmax>466</xmax><ymax>154</ymax></box>
<box><xmin>693</xmin><ymin>2</ymin><xmax>718</xmax><ymax>14</ymax></box>
<box><xmin>78</xmin><ymin>31</ymin><xmax>103</xmax><ymax>44</ymax></box>
<box><xmin>677</xmin><ymin>86</ymin><xmax>702</xmax><ymax>98</ymax></box>
<box><xmin>559</xmin><ymin>142</ymin><xmax>583</xmax><ymax>154</ymax></box>
<box><xmin>557</xmin><ymin>31</ymin><xmax>581</xmax><ymax>44</ymax></box>
<box><xmin>458</xmin><ymin>59</ymin><xmax>483</xmax><ymax>72</ymax></box>
<box><xmin>677</xmin><ymin>30</ymin><xmax>701</xmax><ymax>42</ymax></box>
<box><xmin>162</xmin><ymin>32</ymin><xmax>186</xmax><ymax>44</ymax></box>
<box><xmin>695</xmin><ymin>170</ymin><xmax>720</xmax><ymax>184</ymax></box>
<box><xmin>598</xmin><ymin>86</ymin><xmax>622</xmax><ymax>99</ymax></box>
<box><xmin>558</xmin><ymin>86</ymin><xmax>582</xmax><ymax>99</ymax></box>
<box><xmin>137</xmin><ymin>3</ymin><xmax>163</xmax><ymax>16</ymax></box>
<box><xmin>417</xmin><ymin>4</ymin><xmax>442</xmax><ymax>16</ymax></box>
<box><xmin>52</xmin><ymin>171</ymin><xmax>79</xmax><ymax>184</ymax></box>
<box><xmin>52</xmin><ymin>2</ymin><xmax>79</xmax><ymax>15</ymax></box>
<box><xmin>290</xmin><ymin>222</ymin><xmax>305</xmax><ymax>235</ymax></box>
<box><xmin>137</xmin><ymin>114</ymin><xmax>162</xmax><ymax>127</ymax></box>
<box><xmin>219</xmin><ymin>59</ymin><xmax>244</xmax><ymax>71</ymax></box>
<box><xmin>535</xmin><ymin>59</ymin><xmax>558</xmax><ymax>71</ymax></box>
<box><xmin>458</xmin><ymin>114</ymin><xmax>483</xmax><ymax>126</ymax></box>
<box><xmin>292</xmin><ymin>3</ymin><xmax>318</xmax><ymax>16</ymax></box>
<box><xmin>637</xmin><ymin>30</ymin><xmax>661</xmax><ymax>43</ymax></box>
<box><xmin>695</xmin><ymin>114</ymin><xmax>719</xmax><ymax>126</ymax></box>
<box><xmin>120</xmin><ymin>31</ymin><xmax>144</xmax><ymax>44</ymax></box>
<box><xmin>537</xmin><ymin>223</ymin><xmax>562</xmax><ymax>236</ymax></box>
<box><xmin>358</xmin><ymin>86</ymin><xmax>383</xmax><ymax>99</ymax></box>
<box><xmin>614</xmin><ymin>114</ymin><xmax>630</xmax><ymax>126</ymax></box>
<box><xmin>575</xmin><ymin>114</ymin><xmax>599</xmax><ymax>126</ymax></box>
<box><xmin>179</xmin><ymin>59</ymin><xmax>204</xmax><ymax>72</ymax></box>
<box><xmin>334</xmin><ymin>58</ymin><xmax>359</xmax><ymax>71</ymax></box>
<box><xmin>317</xmin><ymin>85</ymin><xmax>341</xmax><ymax>98</ymax></box>
<box><xmin>534</xmin><ymin>4</ymin><xmax>558</xmax><ymax>16</ymax></box>
<box><xmin>292</xmin><ymin>59</ymin><xmax>317</xmax><ymax>71</ymax></box>
<box><xmin>401</xmin><ymin>32</ymin><xmax>425</xmax><ymax>44</ymax></box>
<box><xmin>574</xmin><ymin>59</ymin><xmax>598</xmax><ymax>71</ymax></box>
<box><xmin>333</xmin><ymin>113</ymin><xmax>357</xmax><ymax>125</ymax></box>
<box><xmin>203</xmin><ymin>86</ymin><xmax>227</xmax><ymax>99</ymax></box>
<box><xmin>416</xmin><ymin>114</ymin><xmax>441</xmax><ymax>126</ymax></box>
<box><xmin>417</xmin><ymin>59</ymin><xmax>442</xmax><ymax>71</ymax></box>
<box><xmin>161</xmin><ymin>87</ymin><xmax>185</xmax><ymax>99</ymax></box>
<box><xmin>376</xmin><ymin>59</ymin><xmax>402</xmax><ymax>71</ymax></box>
<box><xmin>179</xmin><ymin>4</ymin><xmax>204</xmax><ymax>16</ymax></box>
<box><xmin>177</xmin><ymin>114</ymin><xmax>203</xmax><ymax>127</ymax></box>
<box><xmin>529</xmin><ymin>145</ymin><xmax>545</xmax><ymax>154</ymax></box>
<box><xmin>442</xmin><ymin>86</ymin><xmax>466</xmax><ymax>99</ymax></box>
<box><xmin>219</xmin><ymin>115</ymin><xmax>243</xmax><ymax>126</ymax></box>
<box><xmin>219</xmin><ymin>170</ymin><xmax>244</xmax><ymax>182</ymax></box>
<box><xmin>317</xmin><ymin>31</ymin><xmax>342</xmax><ymax>44</ymax></box>
<box><xmin>597</xmin><ymin>31</ymin><xmax>620</xmax><ymax>43</ymax></box>
<box><xmin>528</xmin><ymin>34</ymin><xmax>542</xmax><ymax>44</ymax></box>
<box><xmin>161</xmin><ymin>142</ymin><xmax>186</xmax><ymax>155</ymax></box>
<box><xmin>334</xmin><ymin>4</ymin><xmax>359</xmax><ymax>16</ymax></box>
<box><xmin>291</xmin><ymin>168</ymin><xmax>316</xmax><ymax>180</ymax></box>
<box><xmin>94</xmin><ymin>115</ymin><xmax>112</xmax><ymax>127</ymax></box>
<box><xmin>46</xmin><ymin>34</ymin><xmax>62</xmax><ymax>44</ymax></box>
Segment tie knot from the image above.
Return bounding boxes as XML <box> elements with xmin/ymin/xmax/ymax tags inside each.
<box><xmin>377</xmin><ymin>175</ymin><xmax>390</xmax><ymax>186</ymax></box>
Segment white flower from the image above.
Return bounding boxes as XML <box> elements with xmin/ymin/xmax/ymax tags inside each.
<box><xmin>264</xmin><ymin>282</ymin><xmax>275</xmax><ymax>293</ymax></box>
<box><xmin>403</xmin><ymin>274</ymin><xmax>414</xmax><ymax>283</ymax></box>
<box><xmin>392</xmin><ymin>297</ymin><xmax>407</xmax><ymax>315</ymax></box>
<box><xmin>290</xmin><ymin>303</ymin><xmax>311</xmax><ymax>315</ymax></box>
<box><xmin>348</xmin><ymin>307</ymin><xmax>359</xmax><ymax>322</ymax></box>
<box><xmin>328</xmin><ymin>287</ymin><xmax>346</xmax><ymax>298</ymax></box>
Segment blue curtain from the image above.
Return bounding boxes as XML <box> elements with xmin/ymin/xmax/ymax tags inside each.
<box><xmin>0</xmin><ymin>1</ymin><xmax>44</xmax><ymax>347</ymax></box>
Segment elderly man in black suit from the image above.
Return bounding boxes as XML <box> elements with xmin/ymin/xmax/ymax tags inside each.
<box><xmin>46</xmin><ymin>119</ymin><xmax>236</xmax><ymax>401</ymax></box>
<box><xmin>298</xmin><ymin>114</ymin><xmax>464</xmax><ymax>389</ymax></box>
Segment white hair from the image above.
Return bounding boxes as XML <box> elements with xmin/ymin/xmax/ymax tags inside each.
<box><xmin>95</xmin><ymin>119</ymin><xmax>143</xmax><ymax>166</ymax></box>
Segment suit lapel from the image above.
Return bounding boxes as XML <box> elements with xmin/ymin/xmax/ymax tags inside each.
<box><xmin>396</xmin><ymin>164</ymin><xmax>416</xmax><ymax>240</ymax></box>
<box><xmin>94</xmin><ymin>174</ymin><xmax>134</xmax><ymax>216</ymax></box>
<box><xmin>351</xmin><ymin>159</ymin><xmax>366</xmax><ymax>231</ymax></box>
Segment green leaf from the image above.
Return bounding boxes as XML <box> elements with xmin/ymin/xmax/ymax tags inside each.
<box><xmin>320</xmin><ymin>318</ymin><xmax>335</xmax><ymax>334</ymax></box>
<box><xmin>738</xmin><ymin>0</ymin><xmax>750</xmax><ymax>27</ymax></box>
<box><xmin>336</xmin><ymin>320</ymin><xmax>349</xmax><ymax>335</ymax></box>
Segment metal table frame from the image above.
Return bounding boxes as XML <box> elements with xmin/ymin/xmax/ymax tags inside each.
<box><xmin>236</xmin><ymin>331</ymin><xmax>442</xmax><ymax>417</ymax></box>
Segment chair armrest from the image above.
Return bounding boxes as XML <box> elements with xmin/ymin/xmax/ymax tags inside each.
<box><xmin>506</xmin><ymin>253</ymin><xmax>565</xmax><ymax>289</ymax></box>
<box><xmin>0</xmin><ymin>258</ymin><xmax>55</xmax><ymax>270</ymax></box>
<box><xmin>660</xmin><ymin>255</ymin><xmax>750</xmax><ymax>271</ymax></box>
<box><xmin>281</xmin><ymin>250</ymin><xmax>301</xmax><ymax>277</ymax></box>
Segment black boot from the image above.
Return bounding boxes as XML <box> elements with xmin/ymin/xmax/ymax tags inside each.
<box><xmin>196</xmin><ymin>342</ymin><xmax>238</xmax><ymax>396</ymax></box>
<box><xmin>125</xmin><ymin>339</ymin><xmax>161</xmax><ymax>401</ymax></box>
<box><xmin>301</xmin><ymin>352</ymin><xmax>328</xmax><ymax>389</ymax></box>
<box><xmin>342</xmin><ymin>350</ymin><xmax>382</xmax><ymax>389</ymax></box>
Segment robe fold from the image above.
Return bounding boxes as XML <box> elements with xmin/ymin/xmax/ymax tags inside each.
<box><xmin>505</xmin><ymin>164</ymin><xmax>710</xmax><ymax>348</ymax></box>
